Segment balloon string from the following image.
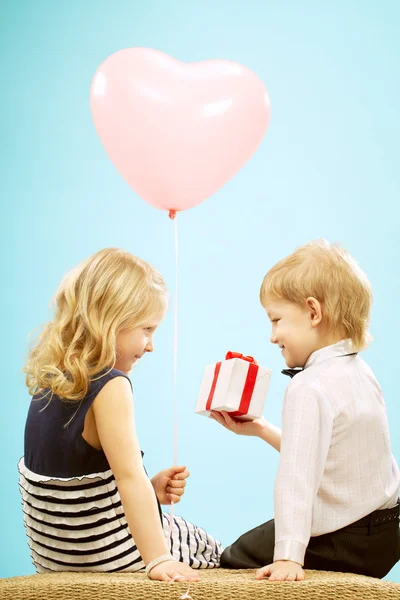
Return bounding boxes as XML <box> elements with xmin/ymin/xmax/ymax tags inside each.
<box><xmin>169</xmin><ymin>214</ymin><xmax>179</xmax><ymax>537</ymax></box>
<box><xmin>170</xmin><ymin>576</ymin><xmax>193</xmax><ymax>599</ymax></box>
<box><xmin>174</xmin><ymin>215</ymin><xmax>178</xmax><ymax>466</ymax></box>
<box><xmin>168</xmin><ymin>215</ymin><xmax>194</xmax><ymax>600</ymax></box>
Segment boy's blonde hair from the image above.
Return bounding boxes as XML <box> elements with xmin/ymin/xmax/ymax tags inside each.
<box><xmin>24</xmin><ymin>248</ymin><xmax>168</xmax><ymax>401</ymax></box>
<box><xmin>260</xmin><ymin>239</ymin><xmax>372</xmax><ymax>351</ymax></box>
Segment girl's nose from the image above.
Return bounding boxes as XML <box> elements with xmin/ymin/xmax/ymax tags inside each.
<box><xmin>145</xmin><ymin>340</ymin><xmax>154</xmax><ymax>353</ymax></box>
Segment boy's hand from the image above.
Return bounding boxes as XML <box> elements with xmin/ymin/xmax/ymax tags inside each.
<box><xmin>151</xmin><ymin>465</ymin><xmax>189</xmax><ymax>505</ymax></box>
<box><xmin>256</xmin><ymin>560</ymin><xmax>305</xmax><ymax>582</ymax></box>
<box><xmin>210</xmin><ymin>410</ymin><xmax>266</xmax><ymax>437</ymax></box>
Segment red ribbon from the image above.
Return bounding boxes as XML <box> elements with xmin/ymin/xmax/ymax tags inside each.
<box><xmin>205</xmin><ymin>351</ymin><xmax>259</xmax><ymax>416</ymax></box>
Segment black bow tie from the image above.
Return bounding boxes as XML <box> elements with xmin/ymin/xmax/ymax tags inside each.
<box><xmin>281</xmin><ymin>368</ymin><xmax>303</xmax><ymax>378</ymax></box>
<box><xmin>281</xmin><ymin>352</ymin><xmax>357</xmax><ymax>379</ymax></box>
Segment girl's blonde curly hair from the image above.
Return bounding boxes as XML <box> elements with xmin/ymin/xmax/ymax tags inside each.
<box><xmin>24</xmin><ymin>248</ymin><xmax>168</xmax><ymax>402</ymax></box>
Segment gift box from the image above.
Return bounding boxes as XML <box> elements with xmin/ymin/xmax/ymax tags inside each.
<box><xmin>195</xmin><ymin>351</ymin><xmax>272</xmax><ymax>421</ymax></box>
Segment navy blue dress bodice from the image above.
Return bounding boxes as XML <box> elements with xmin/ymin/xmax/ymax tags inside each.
<box><xmin>24</xmin><ymin>368</ymin><xmax>133</xmax><ymax>478</ymax></box>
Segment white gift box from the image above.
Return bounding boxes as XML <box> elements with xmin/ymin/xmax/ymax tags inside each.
<box><xmin>195</xmin><ymin>352</ymin><xmax>272</xmax><ymax>421</ymax></box>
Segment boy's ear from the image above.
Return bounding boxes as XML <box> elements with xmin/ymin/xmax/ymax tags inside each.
<box><xmin>306</xmin><ymin>297</ymin><xmax>323</xmax><ymax>327</ymax></box>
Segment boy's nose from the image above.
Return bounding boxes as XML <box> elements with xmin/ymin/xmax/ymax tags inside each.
<box><xmin>270</xmin><ymin>333</ymin><xmax>277</xmax><ymax>344</ymax></box>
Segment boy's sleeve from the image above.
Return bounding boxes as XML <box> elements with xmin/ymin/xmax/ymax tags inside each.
<box><xmin>273</xmin><ymin>382</ymin><xmax>334</xmax><ymax>566</ymax></box>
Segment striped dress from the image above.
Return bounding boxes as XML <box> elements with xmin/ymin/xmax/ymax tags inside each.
<box><xmin>18</xmin><ymin>369</ymin><xmax>222</xmax><ymax>573</ymax></box>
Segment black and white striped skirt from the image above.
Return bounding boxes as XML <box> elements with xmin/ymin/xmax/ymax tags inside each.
<box><xmin>18</xmin><ymin>459</ymin><xmax>222</xmax><ymax>573</ymax></box>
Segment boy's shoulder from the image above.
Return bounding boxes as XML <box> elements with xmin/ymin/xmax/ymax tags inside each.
<box><xmin>285</xmin><ymin>352</ymin><xmax>382</xmax><ymax>402</ymax></box>
<box><xmin>285</xmin><ymin>368</ymin><xmax>326</xmax><ymax>397</ymax></box>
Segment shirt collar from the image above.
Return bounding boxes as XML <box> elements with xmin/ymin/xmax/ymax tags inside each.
<box><xmin>304</xmin><ymin>339</ymin><xmax>354</xmax><ymax>370</ymax></box>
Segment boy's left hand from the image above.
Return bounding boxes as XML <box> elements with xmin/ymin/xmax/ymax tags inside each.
<box><xmin>256</xmin><ymin>560</ymin><xmax>305</xmax><ymax>582</ymax></box>
<box><xmin>151</xmin><ymin>465</ymin><xmax>190</xmax><ymax>505</ymax></box>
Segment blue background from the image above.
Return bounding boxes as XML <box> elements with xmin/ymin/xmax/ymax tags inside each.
<box><xmin>1</xmin><ymin>0</ymin><xmax>399</xmax><ymax>582</ymax></box>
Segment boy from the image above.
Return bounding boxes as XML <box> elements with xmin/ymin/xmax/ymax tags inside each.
<box><xmin>211</xmin><ymin>240</ymin><xmax>400</xmax><ymax>581</ymax></box>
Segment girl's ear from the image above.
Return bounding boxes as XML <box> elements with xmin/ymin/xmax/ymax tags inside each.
<box><xmin>306</xmin><ymin>297</ymin><xmax>322</xmax><ymax>327</ymax></box>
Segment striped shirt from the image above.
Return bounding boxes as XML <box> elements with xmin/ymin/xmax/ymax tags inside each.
<box><xmin>19</xmin><ymin>369</ymin><xmax>222</xmax><ymax>572</ymax></box>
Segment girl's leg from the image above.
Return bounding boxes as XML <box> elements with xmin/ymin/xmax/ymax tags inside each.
<box><xmin>162</xmin><ymin>513</ymin><xmax>223</xmax><ymax>569</ymax></box>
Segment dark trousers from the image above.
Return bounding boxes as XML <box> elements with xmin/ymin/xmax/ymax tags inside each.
<box><xmin>221</xmin><ymin>503</ymin><xmax>400</xmax><ymax>579</ymax></box>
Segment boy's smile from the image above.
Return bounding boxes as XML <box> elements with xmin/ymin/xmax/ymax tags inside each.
<box><xmin>265</xmin><ymin>297</ymin><xmax>323</xmax><ymax>368</ymax></box>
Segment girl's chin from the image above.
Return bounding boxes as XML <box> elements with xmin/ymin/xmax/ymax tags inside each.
<box><xmin>115</xmin><ymin>360</ymin><xmax>134</xmax><ymax>373</ymax></box>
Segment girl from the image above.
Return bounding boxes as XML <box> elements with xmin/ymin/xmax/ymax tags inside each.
<box><xmin>19</xmin><ymin>248</ymin><xmax>222</xmax><ymax>582</ymax></box>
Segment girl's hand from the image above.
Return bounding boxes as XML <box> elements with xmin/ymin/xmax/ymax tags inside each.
<box><xmin>256</xmin><ymin>560</ymin><xmax>305</xmax><ymax>582</ymax></box>
<box><xmin>210</xmin><ymin>410</ymin><xmax>267</xmax><ymax>437</ymax></box>
<box><xmin>149</xmin><ymin>560</ymin><xmax>200</xmax><ymax>582</ymax></box>
<box><xmin>151</xmin><ymin>465</ymin><xmax>189</xmax><ymax>505</ymax></box>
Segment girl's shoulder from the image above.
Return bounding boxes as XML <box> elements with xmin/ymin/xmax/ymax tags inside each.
<box><xmin>31</xmin><ymin>368</ymin><xmax>131</xmax><ymax>404</ymax></box>
<box><xmin>29</xmin><ymin>368</ymin><xmax>132</xmax><ymax>427</ymax></box>
<box><xmin>88</xmin><ymin>368</ymin><xmax>132</xmax><ymax>397</ymax></box>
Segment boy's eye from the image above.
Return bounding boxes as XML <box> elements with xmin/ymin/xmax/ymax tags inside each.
<box><xmin>271</xmin><ymin>319</ymin><xmax>280</xmax><ymax>323</ymax></box>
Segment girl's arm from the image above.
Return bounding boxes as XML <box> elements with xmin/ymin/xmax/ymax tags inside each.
<box><xmin>93</xmin><ymin>377</ymin><xmax>199</xmax><ymax>582</ymax></box>
<box><xmin>92</xmin><ymin>376</ymin><xmax>169</xmax><ymax>564</ymax></box>
<box><xmin>210</xmin><ymin>411</ymin><xmax>282</xmax><ymax>451</ymax></box>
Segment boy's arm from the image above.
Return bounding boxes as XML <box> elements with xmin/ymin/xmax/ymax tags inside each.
<box><xmin>210</xmin><ymin>411</ymin><xmax>282</xmax><ymax>451</ymax></box>
<box><xmin>259</xmin><ymin>420</ymin><xmax>282</xmax><ymax>451</ymax></box>
<box><xmin>273</xmin><ymin>382</ymin><xmax>334</xmax><ymax>566</ymax></box>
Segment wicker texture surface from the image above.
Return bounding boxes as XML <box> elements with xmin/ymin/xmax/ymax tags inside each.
<box><xmin>2</xmin><ymin>569</ymin><xmax>400</xmax><ymax>600</ymax></box>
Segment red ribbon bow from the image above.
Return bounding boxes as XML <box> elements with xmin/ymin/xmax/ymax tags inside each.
<box><xmin>225</xmin><ymin>351</ymin><xmax>258</xmax><ymax>365</ymax></box>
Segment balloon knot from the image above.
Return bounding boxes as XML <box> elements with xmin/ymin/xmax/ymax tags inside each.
<box><xmin>169</xmin><ymin>210</ymin><xmax>177</xmax><ymax>220</ymax></box>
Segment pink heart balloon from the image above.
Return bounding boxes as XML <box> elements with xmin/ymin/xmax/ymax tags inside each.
<box><xmin>90</xmin><ymin>48</ymin><xmax>270</xmax><ymax>214</ymax></box>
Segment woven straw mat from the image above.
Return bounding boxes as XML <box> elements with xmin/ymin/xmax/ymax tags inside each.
<box><xmin>1</xmin><ymin>569</ymin><xmax>400</xmax><ymax>600</ymax></box>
